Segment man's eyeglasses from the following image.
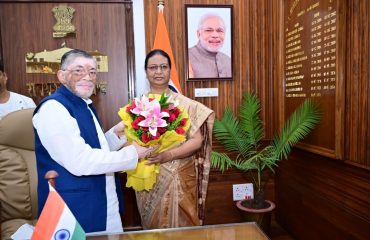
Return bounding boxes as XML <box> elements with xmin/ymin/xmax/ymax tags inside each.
<box><xmin>202</xmin><ymin>27</ymin><xmax>225</xmax><ymax>34</ymax></box>
<box><xmin>147</xmin><ymin>64</ymin><xmax>170</xmax><ymax>72</ymax></box>
<box><xmin>63</xmin><ymin>68</ymin><xmax>97</xmax><ymax>78</ymax></box>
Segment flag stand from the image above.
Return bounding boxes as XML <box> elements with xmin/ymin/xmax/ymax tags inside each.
<box><xmin>45</xmin><ymin>170</ymin><xmax>59</xmax><ymax>188</ymax></box>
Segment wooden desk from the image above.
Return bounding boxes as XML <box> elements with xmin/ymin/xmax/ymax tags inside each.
<box><xmin>88</xmin><ymin>222</ymin><xmax>269</xmax><ymax>240</ymax></box>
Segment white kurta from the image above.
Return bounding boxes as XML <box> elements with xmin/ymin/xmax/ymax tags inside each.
<box><xmin>33</xmin><ymin>99</ymin><xmax>138</xmax><ymax>234</ymax></box>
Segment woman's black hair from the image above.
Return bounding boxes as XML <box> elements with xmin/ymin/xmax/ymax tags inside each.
<box><xmin>144</xmin><ymin>49</ymin><xmax>172</xmax><ymax>70</ymax></box>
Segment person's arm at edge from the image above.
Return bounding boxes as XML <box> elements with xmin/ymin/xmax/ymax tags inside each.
<box><xmin>33</xmin><ymin>100</ymin><xmax>138</xmax><ymax>176</ymax></box>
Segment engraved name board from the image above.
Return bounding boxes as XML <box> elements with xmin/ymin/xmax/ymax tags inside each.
<box><xmin>284</xmin><ymin>0</ymin><xmax>343</xmax><ymax>158</ymax></box>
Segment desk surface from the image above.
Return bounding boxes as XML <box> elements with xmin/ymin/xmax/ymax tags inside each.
<box><xmin>88</xmin><ymin>222</ymin><xmax>269</xmax><ymax>240</ymax></box>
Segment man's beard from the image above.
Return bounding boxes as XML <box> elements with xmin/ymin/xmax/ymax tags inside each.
<box><xmin>74</xmin><ymin>88</ymin><xmax>94</xmax><ymax>99</ymax></box>
<box><xmin>64</xmin><ymin>83</ymin><xmax>94</xmax><ymax>99</ymax></box>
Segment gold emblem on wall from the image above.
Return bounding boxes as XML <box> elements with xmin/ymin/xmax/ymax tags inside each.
<box><xmin>52</xmin><ymin>5</ymin><xmax>76</xmax><ymax>38</ymax></box>
<box><xmin>25</xmin><ymin>45</ymin><xmax>109</xmax><ymax>97</ymax></box>
<box><xmin>25</xmin><ymin>45</ymin><xmax>109</xmax><ymax>74</ymax></box>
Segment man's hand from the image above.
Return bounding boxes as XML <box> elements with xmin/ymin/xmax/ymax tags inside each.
<box><xmin>132</xmin><ymin>141</ymin><xmax>159</xmax><ymax>159</ymax></box>
<box><xmin>113</xmin><ymin>121</ymin><xmax>125</xmax><ymax>138</ymax></box>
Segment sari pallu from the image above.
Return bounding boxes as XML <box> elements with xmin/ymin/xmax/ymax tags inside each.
<box><xmin>135</xmin><ymin>92</ymin><xmax>214</xmax><ymax>229</ymax></box>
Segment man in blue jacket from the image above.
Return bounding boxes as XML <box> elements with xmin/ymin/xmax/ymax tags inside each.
<box><xmin>33</xmin><ymin>49</ymin><xmax>153</xmax><ymax>234</ymax></box>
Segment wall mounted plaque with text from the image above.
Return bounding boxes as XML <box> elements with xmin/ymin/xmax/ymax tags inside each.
<box><xmin>284</xmin><ymin>0</ymin><xmax>345</xmax><ymax>159</ymax></box>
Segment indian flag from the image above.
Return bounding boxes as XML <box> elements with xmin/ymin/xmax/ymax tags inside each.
<box><xmin>31</xmin><ymin>183</ymin><xmax>86</xmax><ymax>240</ymax></box>
<box><xmin>153</xmin><ymin>2</ymin><xmax>182</xmax><ymax>94</ymax></box>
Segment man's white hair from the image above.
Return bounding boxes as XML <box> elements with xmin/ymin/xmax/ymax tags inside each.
<box><xmin>197</xmin><ymin>13</ymin><xmax>226</xmax><ymax>31</ymax></box>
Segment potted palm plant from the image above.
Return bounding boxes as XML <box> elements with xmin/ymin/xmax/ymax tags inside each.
<box><xmin>211</xmin><ymin>92</ymin><xmax>320</xmax><ymax>233</ymax></box>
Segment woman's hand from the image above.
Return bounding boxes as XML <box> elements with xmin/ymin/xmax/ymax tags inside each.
<box><xmin>146</xmin><ymin>151</ymin><xmax>173</xmax><ymax>165</ymax></box>
<box><xmin>145</xmin><ymin>130</ymin><xmax>203</xmax><ymax>165</ymax></box>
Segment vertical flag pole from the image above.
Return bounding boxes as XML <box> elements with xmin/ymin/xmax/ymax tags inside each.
<box><xmin>153</xmin><ymin>0</ymin><xmax>183</xmax><ymax>93</ymax></box>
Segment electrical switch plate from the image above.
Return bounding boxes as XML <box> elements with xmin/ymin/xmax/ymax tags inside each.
<box><xmin>194</xmin><ymin>88</ymin><xmax>219</xmax><ymax>97</ymax></box>
<box><xmin>232</xmin><ymin>183</ymin><xmax>254</xmax><ymax>201</ymax></box>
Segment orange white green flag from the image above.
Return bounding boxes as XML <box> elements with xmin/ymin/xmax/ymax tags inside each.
<box><xmin>153</xmin><ymin>2</ymin><xmax>182</xmax><ymax>93</ymax></box>
<box><xmin>31</xmin><ymin>183</ymin><xmax>86</xmax><ymax>240</ymax></box>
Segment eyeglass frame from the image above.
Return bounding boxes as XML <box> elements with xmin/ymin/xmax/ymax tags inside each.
<box><xmin>146</xmin><ymin>64</ymin><xmax>170</xmax><ymax>73</ymax></box>
<box><xmin>62</xmin><ymin>67</ymin><xmax>98</xmax><ymax>78</ymax></box>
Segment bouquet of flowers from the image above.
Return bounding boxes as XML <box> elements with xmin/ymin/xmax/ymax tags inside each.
<box><xmin>118</xmin><ymin>93</ymin><xmax>191</xmax><ymax>191</ymax></box>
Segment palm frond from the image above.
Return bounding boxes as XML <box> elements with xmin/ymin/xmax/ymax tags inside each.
<box><xmin>213</xmin><ymin>107</ymin><xmax>252</xmax><ymax>153</ymax></box>
<box><xmin>272</xmin><ymin>99</ymin><xmax>321</xmax><ymax>159</ymax></box>
<box><xmin>259</xmin><ymin>146</ymin><xmax>279</xmax><ymax>172</ymax></box>
<box><xmin>211</xmin><ymin>92</ymin><xmax>320</xmax><ymax>198</ymax></box>
<box><xmin>210</xmin><ymin>151</ymin><xmax>235</xmax><ymax>172</ymax></box>
<box><xmin>239</xmin><ymin>93</ymin><xmax>264</xmax><ymax>146</ymax></box>
<box><xmin>233</xmin><ymin>153</ymin><xmax>260</xmax><ymax>171</ymax></box>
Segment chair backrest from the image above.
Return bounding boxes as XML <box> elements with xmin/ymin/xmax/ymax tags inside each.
<box><xmin>0</xmin><ymin>108</ymin><xmax>38</xmax><ymax>239</ymax></box>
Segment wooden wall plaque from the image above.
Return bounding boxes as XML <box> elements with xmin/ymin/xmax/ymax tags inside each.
<box><xmin>284</xmin><ymin>0</ymin><xmax>345</xmax><ymax>159</ymax></box>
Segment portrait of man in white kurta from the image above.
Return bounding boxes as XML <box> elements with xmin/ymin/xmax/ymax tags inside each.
<box><xmin>186</xmin><ymin>6</ymin><xmax>233</xmax><ymax>79</ymax></box>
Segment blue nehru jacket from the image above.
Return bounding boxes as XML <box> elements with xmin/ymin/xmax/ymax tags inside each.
<box><xmin>34</xmin><ymin>85</ymin><xmax>124</xmax><ymax>233</ymax></box>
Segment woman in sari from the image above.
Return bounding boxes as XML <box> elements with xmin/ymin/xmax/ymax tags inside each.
<box><xmin>136</xmin><ymin>49</ymin><xmax>214</xmax><ymax>229</ymax></box>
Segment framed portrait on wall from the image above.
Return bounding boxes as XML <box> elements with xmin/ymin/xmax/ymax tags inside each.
<box><xmin>185</xmin><ymin>5</ymin><xmax>233</xmax><ymax>80</ymax></box>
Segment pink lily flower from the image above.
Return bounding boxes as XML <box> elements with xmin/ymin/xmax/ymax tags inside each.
<box><xmin>138</xmin><ymin>104</ymin><xmax>169</xmax><ymax>136</ymax></box>
<box><xmin>131</xmin><ymin>95</ymin><xmax>154</xmax><ymax>117</ymax></box>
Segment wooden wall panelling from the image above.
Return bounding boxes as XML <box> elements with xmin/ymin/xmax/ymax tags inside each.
<box><xmin>273</xmin><ymin>0</ymin><xmax>286</xmax><ymax>136</ymax></box>
<box><xmin>144</xmin><ymin>0</ymin><xmax>281</xmax><ymax>227</ymax></box>
<box><xmin>120</xmin><ymin>174</ymin><xmax>142</xmax><ymax>229</ymax></box>
<box><xmin>204</xmin><ymin>169</ymin><xmax>249</xmax><ymax>225</ymax></box>
<box><xmin>204</xmin><ymin>164</ymin><xmax>275</xmax><ymax>225</ymax></box>
<box><xmin>0</xmin><ymin>0</ymin><xmax>141</xmax><ymax>229</ymax></box>
<box><xmin>0</xmin><ymin>3</ymin><xmax>55</xmax><ymax>102</ymax></box>
<box><xmin>345</xmin><ymin>0</ymin><xmax>370</xmax><ymax>166</ymax></box>
<box><xmin>276</xmin><ymin>150</ymin><xmax>370</xmax><ymax>240</ymax></box>
<box><xmin>124</xmin><ymin>3</ymin><xmax>136</xmax><ymax>100</ymax></box>
<box><xmin>0</xmin><ymin>1</ymin><xmax>134</xmax><ymax>131</ymax></box>
<box><xmin>2</xmin><ymin>1</ymin><xmax>367</xmax><ymax>238</ymax></box>
<box><xmin>144</xmin><ymin>0</ymin><xmax>280</xmax><ymax>129</ymax></box>
<box><xmin>276</xmin><ymin>0</ymin><xmax>370</xmax><ymax>239</ymax></box>
<box><xmin>0</xmin><ymin>18</ymin><xmax>3</xmax><ymax>62</ymax></box>
<box><xmin>4</xmin><ymin>1</ymin><xmax>367</xmax><ymax>238</ymax></box>
<box><xmin>283</xmin><ymin>0</ymin><xmax>346</xmax><ymax>159</ymax></box>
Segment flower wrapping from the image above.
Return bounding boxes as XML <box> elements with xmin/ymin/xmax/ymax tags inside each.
<box><xmin>118</xmin><ymin>93</ymin><xmax>191</xmax><ymax>191</ymax></box>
